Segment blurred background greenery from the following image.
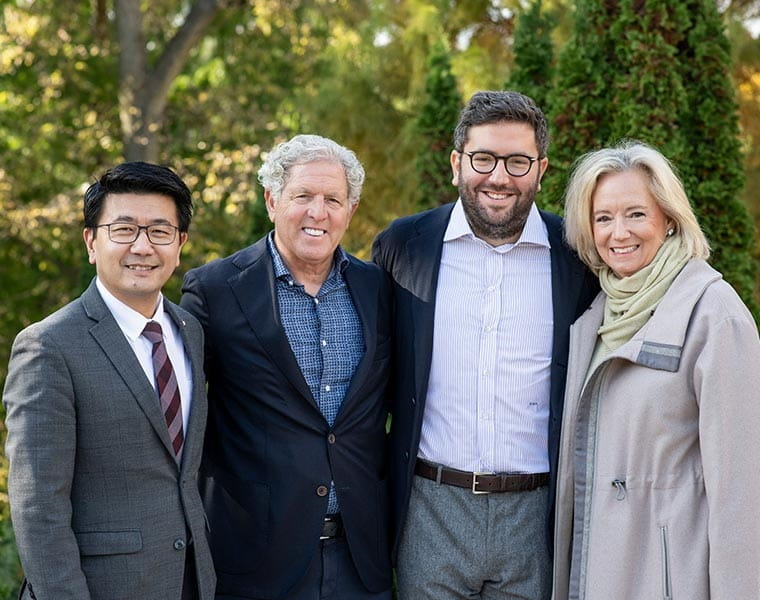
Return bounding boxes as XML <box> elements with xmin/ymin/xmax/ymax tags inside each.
<box><xmin>1</xmin><ymin>0</ymin><xmax>759</xmax><ymax>595</ymax></box>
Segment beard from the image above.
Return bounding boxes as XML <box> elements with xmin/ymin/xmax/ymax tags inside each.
<box><xmin>458</xmin><ymin>171</ymin><xmax>539</xmax><ymax>245</ymax></box>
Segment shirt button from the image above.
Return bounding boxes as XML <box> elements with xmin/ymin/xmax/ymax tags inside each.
<box><xmin>325</xmin><ymin>385</ymin><xmax>331</xmax><ymax>392</ymax></box>
<box><xmin>173</xmin><ymin>538</ymin><xmax>186</xmax><ymax>551</ymax></box>
<box><xmin>327</xmin><ymin>433</ymin><xmax>336</xmax><ymax>444</ymax></box>
<box><xmin>314</xmin><ymin>298</ymin><xmax>319</xmax><ymax>304</ymax></box>
<box><xmin>321</xmin><ymin>340</ymin><xmax>327</xmax><ymax>347</ymax></box>
<box><xmin>316</xmin><ymin>485</ymin><xmax>329</xmax><ymax>497</ymax></box>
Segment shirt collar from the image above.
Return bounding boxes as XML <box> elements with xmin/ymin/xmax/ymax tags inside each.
<box><xmin>444</xmin><ymin>198</ymin><xmax>551</xmax><ymax>249</ymax></box>
<box><xmin>266</xmin><ymin>231</ymin><xmax>349</xmax><ymax>283</ymax></box>
<box><xmin>96</xmin><ymin>277</ymin><xmax>165</xmax><ymax>342</ymax></box>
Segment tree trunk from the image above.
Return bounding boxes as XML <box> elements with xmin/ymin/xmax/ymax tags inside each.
<box><xmin>116</xmin><ymin>0</ymin><xmax>223</xmax><ymax>162</ymax></box>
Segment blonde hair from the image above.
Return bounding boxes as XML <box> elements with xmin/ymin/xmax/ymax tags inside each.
<box><xmin>563</xmin><ymin>141</ymin><xmax>710</xmax><ymax>273</ymax></box>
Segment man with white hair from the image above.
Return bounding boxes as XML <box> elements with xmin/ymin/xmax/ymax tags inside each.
<box><xmin>181</xmin><ymin>134</ymin><xmax>393</xmax><ymax>600</ymax></box>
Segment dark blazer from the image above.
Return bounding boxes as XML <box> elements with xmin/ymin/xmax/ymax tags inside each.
<box><xmin>3</xmin><ymin>279</ymin><xmax>215</xmax><ymax>600</ymax></box>
<box><xmin>371</xmin><ymin>203</ymin><xmax>599</xmax><ymax>559</ymax></box>
<box><xmin>180</xmin><ymin>236</ymin><xmax>392</xmax><ymax>599</ymax></box>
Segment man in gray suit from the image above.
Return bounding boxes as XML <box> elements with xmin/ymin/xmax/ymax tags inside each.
<box><xmin>3</xmin><ymin>162</ymin><xmax>215</xmax><ymax>600</ymax></box>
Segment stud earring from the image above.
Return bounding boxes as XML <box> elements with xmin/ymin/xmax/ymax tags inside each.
<box><xmin>666</xmin><ymin>228</ymin><xmax>675</xmax><ymax>237</ymax></box>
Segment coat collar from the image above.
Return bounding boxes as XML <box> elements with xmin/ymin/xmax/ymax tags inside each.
<box><xmin>573</xmin><ymin>259</ymin><xmax>721</xmax><ymax>375</ymax></box>
<box><xmin>228</xmin><ymin>238</ymin><xmax>315</xmax><ymax>405</ymax></box>
<box><xmin>226</xmin><ymin>237</ymin><xmax>380</xmax><ymax>421</ymax></box>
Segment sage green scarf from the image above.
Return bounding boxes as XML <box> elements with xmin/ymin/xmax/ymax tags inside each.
<box><xmin>597</xmin><ymin>235</ymin><xmax>690</xmax><ymax>351</ymax></box>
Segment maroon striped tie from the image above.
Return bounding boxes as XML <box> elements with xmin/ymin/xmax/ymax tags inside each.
<box><xmin>142</xmin><ymin>321</ymin><xmax>184</xmax><ymax>463</ymax></box>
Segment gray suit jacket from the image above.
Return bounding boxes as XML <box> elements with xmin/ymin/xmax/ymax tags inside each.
<box><xmin>3</xmin><ymin>279</ymin><xmax>215</xmax><ymax>600</ymax></box>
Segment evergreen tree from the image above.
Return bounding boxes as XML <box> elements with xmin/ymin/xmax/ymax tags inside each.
<box><xmin>505</xmin><ymin>0</ymin><xmax>556</xmax><ymax>111</ymax></box>
<box><xmin>543</xmin><ymin>0</ymin><xmax>758</xmax><ymax>317</ymax></box>
<box><xmin>607</xmin><ymin>1</ymin><xmax>689</xmax><ymax>160</ymax></box>
<box><xmin>677</xmin><ymin>0</ymin><xmax>757</xmax><ymax>313</ymax></box>
<box><xmin>414</xmin><ymin>41</ymin><xmax>462</xmax><ymax>209</ymax></box>
<box><xmin>542</xmin><ymin>0</ymin><xmax>620</xmax><ymax>214</ymax></box>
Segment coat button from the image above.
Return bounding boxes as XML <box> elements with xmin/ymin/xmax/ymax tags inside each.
<box><xmin>327</xmin><ymin>433</ymin><xmax>336</xmax><ymax>444</ymax></box>
<box><xmin>316</xmin><ymin>485</ymin><xmax>329</xmax><ymax>497</ymax></box>
<box><xmin>404</xmin><ymin>451</ymin><xmax>409</xmax><ymax>461</ymax></box>
<box><xmin>411</xmin><ymin>396</ymin><xmax>416</xmax><ymax>405</ymax></box>
<box><xmin>173</xmin><ymin>538</ymin><xmax>186</xmax><ymax>550</ymax></box>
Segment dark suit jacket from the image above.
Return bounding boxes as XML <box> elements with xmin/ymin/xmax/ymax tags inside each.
<box><xmin>180</xmin><ymin>236</ymin><xmax>392</xmax><ymax>599</ymax></box>
<box><xmin>3</xmin><ymin>279</ymin><xmax>215</xmax><ymax>600</ymax></box>
<box><xmin>371</xmin><ymin>203</ymin><xmax>599</xmax><ymax>560</ymax></box>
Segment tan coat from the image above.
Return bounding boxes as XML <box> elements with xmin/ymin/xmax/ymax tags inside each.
<box><xmin>552</xmin><ymin>260</ymin><xmax>760</xmax><ymax>600</ymax></box>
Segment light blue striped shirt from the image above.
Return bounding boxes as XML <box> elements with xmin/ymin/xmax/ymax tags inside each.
<box><xmin>419</xmin><ymin>200</ymin><xmax>553</xmax><ymax>474</ymax></box>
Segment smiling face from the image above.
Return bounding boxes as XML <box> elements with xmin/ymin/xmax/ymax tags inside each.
<box><xmin>266</xmin><ymin>160</ymin><xmax>357</xmax><ymax>285</ymax></box>
<box><xmin>450</xmin><ymin>121</ymin><xmax>547</xmax><ymax>246</ymax></box>
<box><xmin>592</xmin><ymin>169</ymin><xmax>672</xmax><ymax>278</ymax></box>
<box><xmin>83</xmin><ymin>192</ymin><xmax>186</xmax><ymax>317</ymax></box>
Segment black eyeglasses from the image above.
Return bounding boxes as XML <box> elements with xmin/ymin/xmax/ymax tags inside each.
<box><xmin>464</xmin><ymin>151</ymin><xmax>538</xmax><ymax>177</ymax></box>
<box><xmin>95</xmin><ymin>223</ymin><xmax>179</xmax><ymax>245</ymax></box>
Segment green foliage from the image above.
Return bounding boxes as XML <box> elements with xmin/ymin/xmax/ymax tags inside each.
<box><xmin>676</xmin><ymin>0</ymin><xmax>758</xmax><ymax>315</ymax></box>
<box><xmin>544</xmin><ymin>0</ymin><xmax>758</xmax><ymax>317</ymax></box>
<box><xmin>0</xmin><ymin>0</ymin><xmax>759</xmax><ymax>594</ymax></box>
<box><xmin>542</xmin><ymin>0</ymin><xmax>619</xmax><ymax>213</ymax></box>
<box><xmin>414</xmin><ymin>41</ymin><xmax>462</xmax><ymax>210</ymax></box>
<box><xmin>505</xmin><ymin>0</ymin><xmax>555</xmax><ymax>110</ymax></box>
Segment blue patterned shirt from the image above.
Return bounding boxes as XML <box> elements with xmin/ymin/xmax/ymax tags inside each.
<box><xmin>267</xmin><ymin>233</ymin><xmax>365</xmax><ymax>514</ymax></box>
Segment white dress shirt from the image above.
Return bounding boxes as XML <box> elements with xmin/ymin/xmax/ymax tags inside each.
<box><xmin>96</xmin><ymin>278</ymin><xmax>193</xmax><ymax>435</ymax></box>
<box><xmin>418</xmin><ymin>200</ymin><xmax>553</xmax><ymax>474</ymax></box>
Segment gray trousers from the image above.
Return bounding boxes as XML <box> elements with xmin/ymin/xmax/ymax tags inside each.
<box><xmin>396</xmin><ymin>474</ymin><xmax>551</xmax><ymax>600</ymax></box>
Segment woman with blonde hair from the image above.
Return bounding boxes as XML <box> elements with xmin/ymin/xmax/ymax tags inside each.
<box><xmin>552</xmin><ymin>140</ymin><xmax>760</xmax><ymax>599</ymax></box>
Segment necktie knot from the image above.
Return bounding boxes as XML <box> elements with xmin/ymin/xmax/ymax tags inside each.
<box><xmin>142</xmin><ymin>321</ymin><xmax>163</xmax><ymax>344</ymax></box>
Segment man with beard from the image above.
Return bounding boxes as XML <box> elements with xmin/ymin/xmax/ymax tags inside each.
<box><xmin>372</xmin><ymin>90</ymin><xmax>598</xmax><ymax>600</ymax></box>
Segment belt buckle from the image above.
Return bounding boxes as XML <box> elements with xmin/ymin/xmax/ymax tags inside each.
<box><xmin>320</xmin><ymin>516</ymin><xmax>338</xmax><ymax>540</ymax></box>
<box><xmin>471</xmin><ymin>471</ymin><xmax>492</xmax><ymax>495</ymax></box>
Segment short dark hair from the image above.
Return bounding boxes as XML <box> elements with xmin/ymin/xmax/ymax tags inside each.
<box><xmin>453</xmin><ymin>90</ymin><xmax>549</xmax><ymax>157</ymax></box>
<box><xmin>83</xmin><ymin>161</ymin><xmax>193</xmax><ymax>232</ymax></box>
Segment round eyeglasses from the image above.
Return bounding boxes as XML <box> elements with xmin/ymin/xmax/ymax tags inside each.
<box><xmin>95</xmin><ymin>223</ymin><xmax>179</xmax><ymax>245</ymax></box>
<box><xmin>464</xmin><ymin>151</ymin><xmax>538</xmax><ymax>177</ymax></box>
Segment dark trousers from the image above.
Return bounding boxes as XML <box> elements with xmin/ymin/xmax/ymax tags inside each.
<box><xmin>217</xmin><ymin>536</ymin><xmax>391</xmax><ymax>600</ymax></box>
<box><xmin>182</xmin><ymin>543</ymin><xmax>199</xmax><ymax>600</ymax></box>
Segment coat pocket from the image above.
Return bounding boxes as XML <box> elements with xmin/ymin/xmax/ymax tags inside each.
<box><xmin>75</xmin><ymin>530</ymin><xmax>143</xmax><ymax>556</ymax></box>
<box><xmin>659</xmin><ymin>525</ymin><xmax>673</xmax><ymax>600</ymax></box>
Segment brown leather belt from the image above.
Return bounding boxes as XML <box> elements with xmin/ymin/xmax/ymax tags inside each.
<box><xmin>415</xmin><ymin>459</ymin><xmax>549</xmax><ymax>494</ymax></box>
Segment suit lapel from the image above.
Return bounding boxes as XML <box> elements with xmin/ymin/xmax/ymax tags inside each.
<box><xmin>406</xmin><ymin>205</ymin><xmax>453</xmax><ymax>401</ymax></box>
<box><xmin>543</xmin><ymin>211</ymin><xmax>586</xmax><ymax>341</ymax></box>
<box><xmin>228</xmin><ymin>239</ymin><xmax>316</xmax><ymax>407</ymax></box>
<box><xmin>82</xmin><ymin>282</ymin><xmax>177</xmax><ymax>459</ymax></box>
<box><xmin>164</xmin><ymin>301</ymin><xmax>205</xmax><ymax>472</ymax></box>
<box><xmin>339</xmin><ymin>259</ymin><xmax>379</xmax><ymax>416</ymax></box>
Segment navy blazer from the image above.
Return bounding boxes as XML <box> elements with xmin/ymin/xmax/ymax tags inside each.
<box><xmin>180</xmin><ymin>236</ymin><xmax>392</xmax><ymax>599</ymax></box>
<box><xmin>371</xmin><ymin>203</ymin><xmax>599</xmax><ymax>559</ymax></box>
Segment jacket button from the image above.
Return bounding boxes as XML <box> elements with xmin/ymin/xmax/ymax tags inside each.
<box><xmin>327</xmin><ymin>433</ymin><xmax>336</xmax><ymax>444</ymax></box>
<box><xmin>316</xmin><ymin>485</ymin><xmax>329</xmax><ymax>497</ymax></box>
<box><xmin>173</xmin><ymin>538</ymin><xmax>186</xmax><ymax>551</ymax></box>
<box><xmin>411</xmin><ymin>396</ymin><xmax>416</xmax><ymax>405</ymax></box>
<box><xmin>404</xmin><ymin>451</ymin><xmax>409</xmax><ymax>461</ymax></box>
